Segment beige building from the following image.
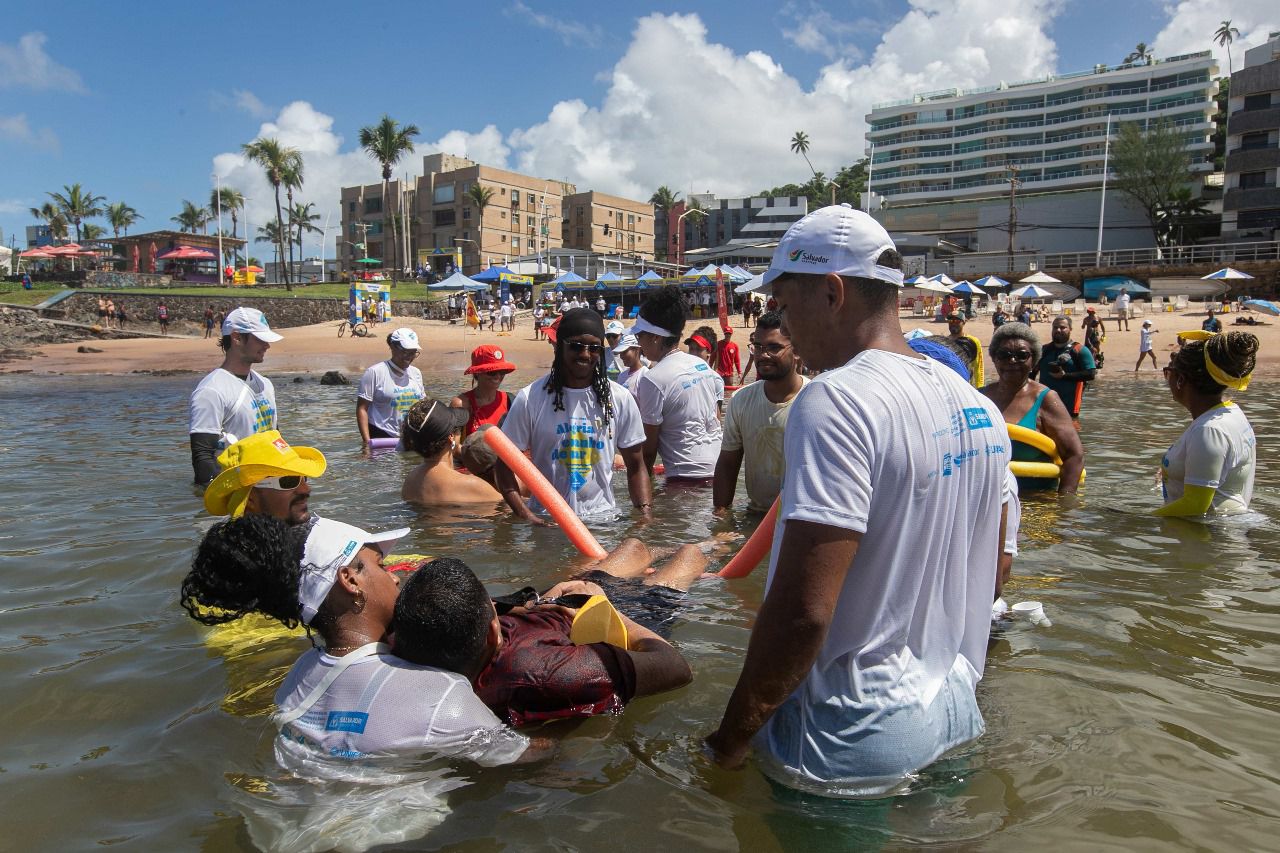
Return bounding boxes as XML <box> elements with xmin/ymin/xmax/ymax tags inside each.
<box><xmin>562</xmin><ymin>191</ymin><xmax>655</xmax><ymax>261</ymax></box>
<box><xmin>338</xmin><ymin>153</ymin><xmax>577</xmax><ymax>276</ymax></box>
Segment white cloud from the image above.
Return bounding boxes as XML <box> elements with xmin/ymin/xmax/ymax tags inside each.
<box><xmin>0</xmin><ymin>198</ymin><xmax>30</xmax><ymax>215</ymax></box>
<box><xmin>508</xmin><ymin>1</ymin><xmax>605</xmax><ymax>46</ymax></box>
<box><xmin>0</xmin><ymin>32</ymin><xmax>85</xmax><ymax>93</ymax></box>
<box><xmin>780</xmin><ymin>2</ymin><xmax>871</xmax><ymax>62</ymax></box>
<box><xmin>233</xmin><ymin>89</ymin><xmax>272</xmax><ymax>118</ymax></box>
<box><xmin>0</xmin><ymin>114</ymin><xmax>60</xmax><ymax>151</ymax></box>
<box><xmin>1151</xmin><ymin>0</ymin><xmax>1279</xmax><ymax>75</ymax></box>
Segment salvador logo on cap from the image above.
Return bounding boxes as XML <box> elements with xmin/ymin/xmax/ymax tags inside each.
<box><xmin>789</xmin><ymin>248</ymin><xmax>831</xmax><ymax>266</ymax></box>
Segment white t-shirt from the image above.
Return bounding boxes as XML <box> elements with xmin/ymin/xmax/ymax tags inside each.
<box><xmin>758</xmin><ymin>350</ymin><xmax>1008</xmax><ymax>790</ymax></box>
<box><xmin>617</xmin><ymin>364</ymin><xmax>649</xmax><ymax>397</ymax></box>
<box><xmin>357</xmin><ymin>361</ymin><xmax>425</xmax><ymax>437</ymax></box>
<box><xmin>1003</xmin><ymin>468</ymin><xmax>1021</xmax><ymax>556</ymax></box>
<box><xmin>633</xmin><ymin>351</ymin><xmax>723</xmax><ymax>478</ymax></box>
<box><xmin>502</xmin><ymin>376</ymin><xmax>646</xmax><ymax>518</ymax></box>
<box><xmin>274</xmin><ymin>646</ymin><xmax>528</xmax><ymax>764</ymax></box>
<box><xmin>720</xmin><ymin>378</ymin><xmax>808</xmax><ymax>512</ymax></box>
<box><xmin>1116</xmin><ymin>293</ymin><xmax>1131</xmax><ymax>312</ymax></box>
<box><xmin>1161</xmin><ymin>402</ymin><xmax>1255</xmax><ymax>514</ymax></box>
<box><xmin>500</xmin><ymin>303</ymin><xmax>513</xmax><ymax>319</ymax></box>
<box><xmin>1140</xmin><ymin>328</ymin><xmax>1155</xmax><ymax>352</ymax></box>
<box><xmin>189</xmin><ymin>367</ymin><xmax>277</xmax><ymax>445</ymax></box>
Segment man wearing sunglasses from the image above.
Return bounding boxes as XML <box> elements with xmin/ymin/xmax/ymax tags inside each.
<box><xmin>713</xmin><ymin>311</ymin><xmax>807</xmax><ymax>515</ymax></box>
<box><xmin>497</xmin><ymin>308</ymin><xmax>651</xmax><ymax>522</ymax></box>
<box><xmin>202</xmin><ymin>430</ymin><xmax>325</xmax><ymax>526</ymax></box>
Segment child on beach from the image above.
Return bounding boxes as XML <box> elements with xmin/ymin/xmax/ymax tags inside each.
<box><xmin>1135</xmin><ymin>320</ymin><xmax>1158</xmax><ymax>371</ymax></box>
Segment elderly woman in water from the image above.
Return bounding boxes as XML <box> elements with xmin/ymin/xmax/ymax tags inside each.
<box><xmin>1157</xmin><ymin>330</ymin><xmax>1258</xmax><ymax>517</ymax></box>
<box><xmin>180</xmin><ymin>514</ymin><xmax>532</xmax><ymax>765</ymax></box>
<box><xmin>980</xmin><ymin>322</ymin><xmax>1084</xmax><ymax>494</ymax></box>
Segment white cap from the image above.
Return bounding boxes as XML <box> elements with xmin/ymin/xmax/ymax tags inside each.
<box><xmin>222</xmin><ymin>306</ymin><xmax>283</xmax><ymax>342</ymax></box>
<box><xmin>604</xmin><ymin>320</ymin><xmax>626</xmax><ymax>336</ymax></box>
<box><xmin>389</xmin><ymin>327</ymin><xmax>421</xmax><ymax>350</ymax></box>
<box><xmin>298</xmin><ymin>518</ymin><xmax>408</xmax><ymax>625</ymax></box>
<box><xmin>612</xmin><ymin>333</ymin><xmax>641</xmax><ymax>354</ymax></box>
<box><xmin>762</xmin><ymin>204</ymin><xmax>903</xmax><ymax>289</ymax></box>
<box><xmin>1142</xmin><ymin>319</ymin><xmax>1152</xmax><ymax>326</ymax></box>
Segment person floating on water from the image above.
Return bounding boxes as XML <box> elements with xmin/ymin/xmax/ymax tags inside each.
<box><xmin>1032</xmin><ymin>315</ymin><xmax>1096</xmax><ymax>421</ymax></box>
<box><xmin>188</xmin><ymin>307</ymin><xmax>282</xmax><ymax>486</ymax></box>
<box><xmin>356</xmin><ymin>328</ymin><xmax>425</xmax><ymax>445</ymax></box>
<box><xmin>712</xmin><ymin>311</ymin><xmax>807</xmax><ymax>515</ymax></box>
<box><xmin>705</xmin><ymin>205</ymin><xmax>1009</xmax><ymax>796</ymax></box>
<box><xmin>495</xmin><ymin>307</ymin><xmax>652</xmax><ymax>523</ymax></box>
<box><xmin>1156</xmin><ymin>330</ymin><xmax>1258</xmax><ymax>517</ymax></box>
<box><xmin>202</xmin><ymin>430</ymin><xmax>325</xmax><ymax>524</ymax></box>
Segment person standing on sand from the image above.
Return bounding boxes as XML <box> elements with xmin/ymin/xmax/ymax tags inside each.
<box><xmin>1082</xmin><ymin>307</ymin><xmax>1105</xmax><ymax>367</ymax></box>
<box><xmin>1114</xmin><ymin>288</ymin><xmax>1132</xmax><ymax>331</ymax></box>
<box><xmin>157</xmin><ymin>302</ymin><xmax>169</xmax><ymax>335</ymax></box>
<box><xmin>1135</xmin><ymin>320</ymin><xmax>1159</xmax><ymax>371</ymax></box>
<box><xmin>203</xmin><ymin>305</ymin><xmax>215</xmax><ymax>339</ymax></box>
<box><xmin>188</xmin><ymin>307</ymin><xmax>282</xmax><ymax>486</ymax></box>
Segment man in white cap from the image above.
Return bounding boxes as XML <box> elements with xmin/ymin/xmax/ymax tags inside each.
<box><xmin>356</xmin><ymin>327</ymin><xmax>425</xmax><ymax>444</ymax></box>
<box><xmin>603</xmin><ymin>319</ymin><xmax>627</xmax><ymax>376</ymax></box>
<box><xmin>189</xmin><ymin>306</ymin><xmax>284</xmax><ymax>486</ymax></box>
<box><xmin>706</xmin><ymin>205</ymin><xmax>1010</xmax><ymax>796</ymax></box>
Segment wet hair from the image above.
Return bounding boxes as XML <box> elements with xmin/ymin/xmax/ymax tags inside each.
<box><xmin>393</xmin><ymin>557</ymin><xmax>494</xmax><ymax>674</ymax></box>
<box><xmin>402</xmin><ymin>398</ymin><xmax>462</xmax><ymax>459</ymax></box>
<box><xmin>755</xmin><ymin>310</ymin><xmax>785</xmax><ymax>334</ymax></box>
<box><xmin>1170</xmin><ymin>331</ymin><xmax>1258</xmax><ymax>396</ymax></box>
<box><xmin>989</xmin><ymin>321</ymin><xmax>1042</xmax><ymax>365</ymax></box>
<box><xmin>943</xmin><ymin>334</ymin><xmax>978</xmax><ymax>362</ymax></box>
<box><xmin>638</xmin><ymin>284</ymin><xmax>687</xmax><ymax>344</ymax></box>
<box><xmin>544</xmin><ymin>309</ymin><xmax>614</xmax><ymax>427</ymax></box>
<box><xmin>181</xmin><ymin>514</ymin><xmax>310</xmax><ymax>629</ymax></box>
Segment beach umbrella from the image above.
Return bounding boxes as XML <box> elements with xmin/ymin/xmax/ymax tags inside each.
<box><xmin>949</xmin><ymin>281</ymin><xmax>985</xmax><ymax>294</ymax></box>
<box><xmin>1011</xmin><ymin>283</ymin><xmax>1054</xmax><ymax>299</ymax></box>
<box><xmin>1201</xmin><ymin>267</ymin><xmax>1254</xmax><ymax>280</ymax></box>
<box><xmin>973</xmin><ymin>275</ymin><xmax>1009</xmax><ymax>290</ymax></box>
<box><xmin>903</xmin><ymin>274</ymin><xmax>932</xmax><ymax>286</ymax></box>
<box><xmin>355</xmin><ymin>257</ymin><xmax>381</xmax><ymax>264</ymax></box>
<box><xmin>157</xmin><ymin>245</ymin><xmax>217</xmax><ymax>260</ymax></box>
<box><xmin>148</xmin><ymin>242</ymin><xmax>157</xmax><ymax>273</ymax></box>
<box><xmin>20</xmin><ymin>247</ymin><xmax>54</xmax><ymax>258</ymax></box>
<box><xmin>1242</xmin><ymin>299</ymin><xmax>1280</xmax><ymax>316</ymax></box>
<box><xmin>929</xmin><ymin>273</ymin><xmax>957</xmax><ymax>286</ymax></box>
<box><xmin>237</xmin><ymin>265</ymin><xmax>266</xmax><ymax>273</ymax></box>
<box><xmin>1018</xmin><ymin>271</ymin><xmax>1062</xmax><ymax>285</ymax></box>
<box><xmin>916</xmin><ymin>280</ymin><xmax>954</xmax><ymax>293</ymax></box>
<box><xmin>130</xmin><ymin>243</ymin><xmax>139</xmax><ymax>272</ymax></box>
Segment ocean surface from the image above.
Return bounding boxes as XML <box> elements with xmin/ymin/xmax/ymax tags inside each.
<box><xmin>0</xmin><ymin>367</ymin><xmax>1277</xmax><ymax>851</ymax></box>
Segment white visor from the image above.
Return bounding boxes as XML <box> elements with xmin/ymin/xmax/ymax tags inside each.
<box><xmin>629</xmin><ymin>316</ymin><xmax>676</xmax><ymax>339</ymax></box>
<box><xmin>298</xmin><ymin>518</ymin><xmax>408</xmax><ymax>625</ymax></box>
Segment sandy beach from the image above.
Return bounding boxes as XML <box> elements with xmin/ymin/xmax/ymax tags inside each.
<box><xmin>3</xmin><ymin>305</ymin><xmax>1277</xmax><ymax>377</ymax></box>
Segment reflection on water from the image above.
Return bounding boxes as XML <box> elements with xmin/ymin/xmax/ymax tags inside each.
<box><xmin>0</xmin><ymin>370</ymin><xmax>1276</xmax><ymax>850</ymax></box>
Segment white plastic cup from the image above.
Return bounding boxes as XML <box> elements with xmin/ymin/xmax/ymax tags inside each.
<box><xmin>1012</xmin><ymin>601</ymin><xmax>1051</xmax><ymax>627</ymax></box>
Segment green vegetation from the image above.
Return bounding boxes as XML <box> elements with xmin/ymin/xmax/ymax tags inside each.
<box><xmin>1112</xmin><ymin>118</ymin><xmax>1199</xmax><ymax>245</ymax></box>
<box><xmin>241</xmin><ymin>137</ymin><xmax>302</xmax><ymax>289</ymax></box>
<box><xmin>358</xmin><ymin>115</ymin><xmax>421</xmax><ymax>287</ymax></box>
<box><xmin>755</xmin><ymin>159</ymin><xmax>868</xmax><ymax>209</ymax></box>
<box><xmin>0</xmin><ymin>281</ymin><xmax>67</xmax><ymax>306</ymax></box>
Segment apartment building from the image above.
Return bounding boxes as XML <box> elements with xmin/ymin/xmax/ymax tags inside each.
<box><xmin>1222</xmin><ymin>33</ymin><xmax>1280</xmax><ymax>241</ymax></box>
<box><xmin>654</xmin><ymin>194</ymin><xmax>808</xmax><ymax>264</ymax></box>
<box><xmin>865</xmin><ymin>51</ymin><xmax>1219</xmax><ymax>254</ymax></box>
<box><xmin>561</xmin><ymin>191</ymin><xmax>655</xmax><ymax>260</ymax></box>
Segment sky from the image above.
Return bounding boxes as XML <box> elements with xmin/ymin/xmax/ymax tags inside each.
<box><xmin>2</xmin><ymin>0</ymin><xmax>1276</xmax><ymax>255</ymax></box>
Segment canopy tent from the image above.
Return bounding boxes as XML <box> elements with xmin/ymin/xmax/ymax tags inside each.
<box><xmin>1082</xmin><ymin>275</ymin><xmax>1144</xmax><ymax>299</ymax></box>
<box><xmin>734</xmin><ymin>273</ymin><xmax>766</xmax><ymax>294</ymax></box>
<box><xmin>594</xmin><ymin>271</ymin><xmax>625</xmax><ymax>283</ymax></box>
<box><xmin>636</xmin><ymin>270</ymin><xmax>663</xmax><ymax>282</ymax></box>
<box><xmin>472</xmin><ymin>265</ymin><xmax>516</xmax><ymax>282</ymax></box>
<box><xmin>1018</xmin><ymin>271</ymin><xmax>1062</xmax><ymax>284</ymax></box>
<box><xmin>1202</xmin><ymin>267</ymin><xmax>1254</xmax><ymax>280</ymax></box>
<box><xmin>915</xmin><ymin>280</ymin><xmax>954</xmax><ymax>293</ymax></box>
<box><xmin>157</xmin><ymin>245</ymin><xmax>217</xmax><ymax>261</ymax></box>
<box><xmin>680</xmin><ymin>267</ymin><xmax>700</xmax><ymax>278</ymax></box>
<box><xmin>20</xmin><ymin>247</ymin><xmax>55</xmax><ymax>258</ymax></box>
<box><xmin>427</xmin><ymin>270</ymin><xmax>489</xmax><ymax>291</ymax></box>
<box><xmin>973</xmin><ymin>275</ymin><xmax>1009</xmax><ymax>290</ymax></box>
<box><xmin>1010</xmin><ymin>283</ymin><xmax>1055</xmax><ymax>299</ymax></box>
<box><xmin>355</xmin><ymin>257</ymin><xmax>382</xmax><ymax>265</ymax></box>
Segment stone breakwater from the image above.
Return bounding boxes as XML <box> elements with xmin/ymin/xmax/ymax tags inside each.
<box><xmin>0</xmin><ymin>307</ymin><xmax>140</xmax><ymax>364</ymax></box>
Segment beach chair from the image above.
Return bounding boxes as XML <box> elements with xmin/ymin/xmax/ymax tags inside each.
<box><xmin>1175</xmin><ymin>295</ymin><xmax>1189</xmax><ymax>311</ymax></box>
<box><xmin>1074</xmin><ymin>298</ymin><xmax>1086</xmax><ymax>316</ymax></box>
<box><xmin>911</xmin><ymin>299</ymin><xmax>926</xmax><ymax>317</ymax></box>
<box><xmin>1150</xmin><ymin>295</ymin><xmax>1163</xmax><ymax>313</ymax></box>
<box><xmin>628</xmin><ymin>306</ymin><xmax>640</xmax><ymax>319</ymax></box>
<box><xmin>1050</xmin><ymin>299</ymin><xmax>1063</xmax><ymax>316</ymax></box>
<box><xmin>1131</xmin><ymin>300</ymin><xmax>1145</xmax><ymax>317</ymax></box>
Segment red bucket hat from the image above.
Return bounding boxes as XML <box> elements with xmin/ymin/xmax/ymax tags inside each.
<box><xmin>464</xmin><ymin>344</ymin><xmax>516</xmax><ymax>375</ymax></box>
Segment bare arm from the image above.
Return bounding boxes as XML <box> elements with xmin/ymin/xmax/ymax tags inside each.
<box><xmin>642</xmin><ymin>422</ymin><xmax>661</xmax><ymax>473</ymax></box>
<box><xmin>620</xmin><ymin>442</ymin><xmax>652</xmax><ymax>518</ymax></box>
<box><xmin>712</xmin><ymin>448</ymin><xmax>744</xmax><ymax>513</ymax></box>
<box><xmin>355</xmin><ymin>398</ymin><xmax>372</xmax><ymax>444</ymax></box>
<box><xmin>995</xmin><ymin>503</ymin><xmax>1010</xmax><ymax>601</ymax></box>
<box><xmin>493</xmin><ymin>459</ymin><xmax>550</xmax><ymax>525</ymax></box>
<box><xmin>617</xmin><ymin>611</ymin><xmax>692</xmax><ymax>698</ymax></box>
<box><xmin>1036</xmin><ymin>390</ymin><xmax>1084</xmax><ymax>494</ymax></box>
<box><xmin>706</xmin><ymin>519</ymin><xmax>859</xmax><ymax>767</ymax></box>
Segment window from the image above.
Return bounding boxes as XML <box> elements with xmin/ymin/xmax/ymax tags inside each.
<box><xmin>463</xmin><ymin>230</ymin><xmax>470</xmax><ymax>240</ymax></box>
<box><xmin>511</xmin><ymin>237</ymin><xmax>520</xmax><ymax>248</ymax></box>
<box><xmin>1242</xmin><ymin>93</ymin><xmax>1272</xmax><ymax>111</ymax></box>
<box><xmin>527</xmin><ymin>192</ymin><xmax>536</xmax><ymax>204</ymax></box>
<box><xmin>500</xmin><ymin>187</ymin><xmax>507</xmax><ymax>195</ymax></box>
<box><xmin>433</xmin><ymin>184</ymin><xmax>455</xmax><ymax>204</ymax></box>
<box><xmin>500</xmin><ymin>210</ymin><xmax>507</xmax><ymax>219</ymax></box>
<box><xmin>348</xmin><ymin>201</ymin><xmax>355</xmax><ymax>212</ymax></box>
<box><xmin>433</xmin><ymin>209</ymin><xmax>456</xmax><ymax>227</ymax></box>
<box><xmin>528</xmin><ymin>239</ymin><xmax>535</xmax><ymax>250</ymax></box>
<box><xmin>1240</xmin><ymin>131</ymin><xmax>1271</xmax><ymax>151</ymax></box>
<box><xmin>628</xmin><ymin>214</ymin><xmax>635</xmax><ymax>226</ymax></box>
<box><xmin>462</xmin><ymin>207</ymin><xmax>471</xmax><ymax>220</ymax></box>
<box><xmin>1239</xmin><ymin>171</ymin><xmax>1270</xmax><ymax>189</ymax></box>
<box><xmin>576</xmin><ymin>227</ymin><xmax>583</xmax><ymax>241</ymax></box>
<box><xmin>512</xmin><ymin>212</ymin><xmax>520</xmax><ymax>226</ymax></box>
<box><xmin>363</xmin><ymin>197</ymin><xmax>382</xmax><ymax>214</ymax></box>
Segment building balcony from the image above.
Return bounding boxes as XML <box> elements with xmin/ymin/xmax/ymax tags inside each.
<box><xmin>1227</xmin><ymin>106</ymin><xmax>1280</xmax><ymax>137</ymax></box>
<box><xmin>1224</xmin><ymin>145</ymin><xmax>1280</xmax><ymax>175</ymax></box>
<box><xmin>1224</xmin><ymin>185</ymin><xmax>1280</xmax><ymax>212</ymax></box>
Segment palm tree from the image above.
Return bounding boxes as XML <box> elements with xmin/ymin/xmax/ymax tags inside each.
<box><xmin>288</xmin><ymin>201</ymin><xmax>323</xmax><ymax>270</ymax></box>
<box><xmin>29</xmin><ymin>201</ymin><xmax>69</xmax><ymax>243</ymax></box>
<box><xmin>649</xmin><ymin>185</ymin><xmax>680</xmax><ymax>212</ymax></box>
<box><xmin>280</xmin><ymin>159</ymin><xmax>305</xmax><ymax>283</ymax></box>
<box><xmin>81</xmin><ymin>223</ymin><xmax>107</xmax><ymax>243</ymax></box>
<box><xmin>464</xmin><ymin>182</ymin><xmax>495</xmax><ymax>270</ymax></box>
<box><xmin>1124</xmin><ymin>43</ymin><xmax>1153</xmax><ymax>65</ymax></box>
<box><xmin>172</xmin><ymin>200</ymin><xmax>210</xmax><ymax>234</ymax></box>
<box><xmin>790</xmin><ymin>131</ymin><xmax>819</xmax><ymax>179</ymax></box>
<box><xmin>47</xmin><ymin>183</ymin><xmax>105</xmax><ymax>243</ymax></box>
<box><xmin>242</xmin><ymin>137</ymin><xmax>301</xmax><ymax>290</ymax></box>
<box><xmin>105</xmin><ymin>201</ymin><xmax>142</xmax><ymax>238</ymax></box>
<box><xmin>210</xmin><ymin>187</ymin><xmax>245</xmax><ymax>263</ymax></box>
<box><xmin>358</xmin><ymin>114</ymin><xmax>421</xmax><ymax>286</ymax></box>
<box><xmin>256</xmin><ymin>221</ymin><xmax>285</xmax><ymax>277</ymax></box>
<box><xmin>1214</xmin><ymin>20</ymin><xmax>1241</xmax><ymax>74</ymax></box>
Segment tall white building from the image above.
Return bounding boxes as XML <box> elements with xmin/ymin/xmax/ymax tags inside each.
<box><xmin>865</xmin><ymin>51</ymin><xmax>1219</xmax><ymax>255</ymax></box>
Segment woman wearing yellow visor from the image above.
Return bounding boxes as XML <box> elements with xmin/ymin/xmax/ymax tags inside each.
<box><xmin>1157</xmin><ymin>330</ymin><xmax>1259</xmax><ymax>517</ymax></box>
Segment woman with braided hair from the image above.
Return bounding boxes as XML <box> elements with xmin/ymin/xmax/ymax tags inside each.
<box><xmin>496</xmin><ymin>307</ymin><xmax>652</xmax><ymax>522</ymax></box>
<box><xmin>1157</xmin><ymin>330</ymin><xmax>1259</xmax><ymax>517</ymax></box>
<box><xmin>180</xmin><ymin>514</ymin><xmax>532</xmax><ymax>765</ymax></box>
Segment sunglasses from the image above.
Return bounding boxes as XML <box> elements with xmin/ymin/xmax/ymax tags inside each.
<box><xmin>994</xmin><ymin>349</ymin><xmax>1032</xmax><ymax>363</ymax></box>
<box><xmin>565</xmin><ymin>341</ymin><xmax>603</xmax><ymax>354</ymax></box>
<box><xmin>256</xmin><ymin>475</ymin><xmax>306</xmax><ymax>491</ymax></box>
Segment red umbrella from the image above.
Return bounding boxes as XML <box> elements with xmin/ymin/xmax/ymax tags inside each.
<box><xmin>131</xmin><ymin>243</ymin><xmax>140</xmax><ymax>273</ymax></box>
<box><xmin>44</xmin><ymin>243</ymin><xmax>83</xmax><ymax>256</ymax></box>
<box><xmin>148</xmin><ymin>242</ymin><xmax>157</xmax><ymax>273</ymax></box>
<box><xmin>20</xmin><ymin>247</ymin><xmax>54</xmax><ymax>258</ymax></box>
<box><xmin>157</xmin><ymin>245</ymin><xmax>217</xmax><ymax>260</ymax></box>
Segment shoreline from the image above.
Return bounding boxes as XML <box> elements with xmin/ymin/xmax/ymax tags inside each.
<box><xmin>3</xmin><ymin>307</ymin><xmax>1277</xmax><ymax>378</ymax></box>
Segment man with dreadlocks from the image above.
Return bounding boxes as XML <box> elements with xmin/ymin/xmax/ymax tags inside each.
<box><xmin>496</xmin><ymin>307</ymin><xmax>652</xmax><ymax>522</ymax></box>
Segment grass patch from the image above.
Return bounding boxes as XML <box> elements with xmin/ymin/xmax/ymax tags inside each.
<box><xmin>0</xmin><ymin>282</ymin><xmax>68</xmax><ymax>306</ymax></box>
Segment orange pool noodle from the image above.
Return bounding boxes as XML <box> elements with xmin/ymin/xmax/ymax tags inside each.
<box><xmin>717</xmin><ymin>497</ymin><xmax>780</xmax><ymax>579</ymax></box>
<box><xmin>483</xmin><ymin>426</ymin><xmax>609</xmax><ymax>559</ymax></box>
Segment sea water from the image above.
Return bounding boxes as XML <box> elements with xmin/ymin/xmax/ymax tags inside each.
<box><xmin>0</xmin><ymin>369</ymin><xmax>1277</xmax><ymax>850</ymax></box>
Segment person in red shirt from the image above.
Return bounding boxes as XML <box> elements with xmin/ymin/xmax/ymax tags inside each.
<box><xmin>715</xmin><ymin>325</ymin><xmax>740</xmax><ymax>385</ymax></box>
<box><xmin>394</xmin><ymin>539</ymin><xmax>705</xmax><ymax>727</ymax></box>
<box><xmin>451</xmin><ymin>344</ymin><xmax>516</xmax><ymax>434</ymax></box>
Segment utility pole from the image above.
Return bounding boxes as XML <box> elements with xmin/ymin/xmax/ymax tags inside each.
<box><xmin>1006</xmin><ymin>164</ymin><xmax>1020</xmax><ymax>273</ymax></box>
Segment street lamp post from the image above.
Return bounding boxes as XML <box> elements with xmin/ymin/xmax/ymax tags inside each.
<box><xmin>214</xmin><ymin>172</ymin><xmax>224</xmax><ymax>284</ymax></box>
<box><xmin>674</xmin><ymin>208</ymin><xmax>701</xmax><ymax>270</ymax></box>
